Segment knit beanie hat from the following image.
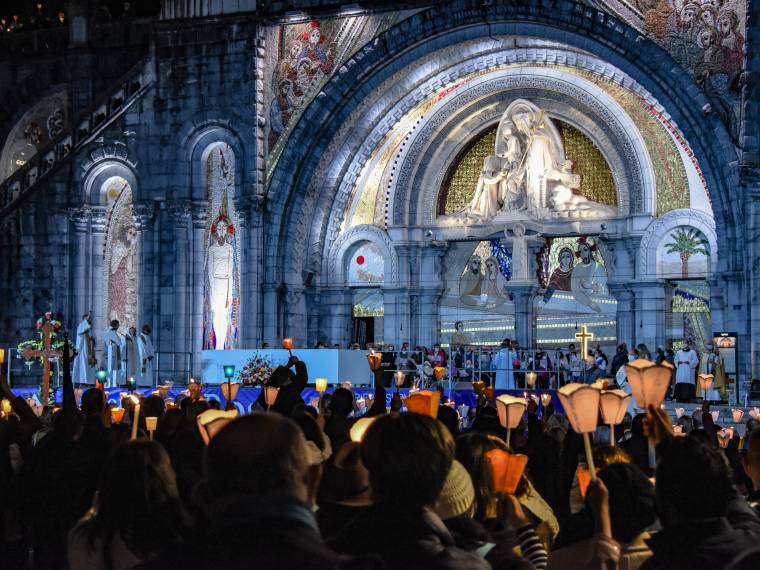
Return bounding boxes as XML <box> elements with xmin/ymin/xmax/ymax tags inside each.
<box><xmin>433</xmin><ymin>460</ymin><xmax>475</xmax><ymax>521</ymax></box>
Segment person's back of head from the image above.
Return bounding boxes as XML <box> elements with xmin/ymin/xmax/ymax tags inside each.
<box><xmin>742</xmin><ymin>426</ymin><xmax>760</xmax><ymax>490</ymax></box>
<box><xmin>81</xmin><ymin>388</ymin><xmax>106</xmax><ymax>417</ymax></box>
<box><xmin>204</xmin><ymin>414</ymin><xmax>309</xmax><ymax>501</ymax></box>
<box><xmin>437</xmin><ymin>404</ymin><xmax>460</xmax><ymax>439</ymax></box>
<box><xmin>455</xmin><ymin>432</ymin><xmax>508</xmax><ymax>520</ymax></box>
<box><xmin>593</xmin><ymin>445</ymin><xmax>631</xmax><ymax>471</ymax></box>
<box><xmin>83</xmin><ymin>440</ymin><xmax>186</xmax><ymax>559</ymax></box>
<box><xmin>655</xmin><ymin>437</ymin><xmax>733</xmax><ymax>525</ymax></box>
<box><xmin>329</xmin><ymin>388</ymin><xmax>354</xmax><ymax>419</ymax></box>
<box><xmin>361</xmin><ymin>412</ymin><xmax>453</xmax><ymax>510</ymax></box>
<box><xmin>142</xmin><ymin>394</ymin><xmax>165</xmax><ymax>420</ymax></box>
<box><xmin>597</xmin><ymin>462</ymin><xmax>656</xmax><ymax>543</ymax></box>
<box><xmin>630</xmin><ymin>413</ymin><xmax>646</xmax><ymax>438</ymax></box>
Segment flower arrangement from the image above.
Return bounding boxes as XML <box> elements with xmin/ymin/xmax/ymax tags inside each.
<box><xmin>236</xmin><ymin>352</ymin><xmax>274</xmax><ymax>386</ymax></box>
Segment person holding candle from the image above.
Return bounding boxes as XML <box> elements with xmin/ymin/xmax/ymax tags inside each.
<box><xmin>254</xmin><ymin>355</ymin><xmax>308</xmax><ymax>415</ymax></box>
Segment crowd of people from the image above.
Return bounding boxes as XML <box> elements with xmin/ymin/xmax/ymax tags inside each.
<box><xmin>1</xmin><ymin>347</ymin><xmax>759</xmax><ymax>569</ymax></box>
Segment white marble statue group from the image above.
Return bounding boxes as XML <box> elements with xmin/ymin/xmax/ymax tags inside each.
<box><xmin>458</xmin><ymin>99</ymin><xmax>618</xmax><ymax>222</ymax></box>
<box><xmin>72</xmin><ymin>313</ymin><xmax>156</xmax><ymax>387</ymax></box>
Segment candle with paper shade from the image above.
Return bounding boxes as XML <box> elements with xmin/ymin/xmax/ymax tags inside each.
<box><xmin>434</xmin><ymin>367</ymin><xmax>446</xmax><ymax>381</ymax></box>
<box><xmin>599</xmin><ymin>389</ymin><xmax>632</xmax><ymax>445</ymax></box>
<box><xmin>732</xmin><ymin>409</ymin><xmax>744</xmax><ymax>423</ymax></box>
<box><xmin>145</xmin><ymin>416</ymin><xmax>158</xmax><ymax>440</ymax></box>
<box><xmin>394</xmin><ymin>370</ymin><xmax>405</xmax><ymax>391</ymax></box>
<box><xmin>750</xmin><ymin>408</ymin><xmax>760</xmax><ymax>420</ymax></box>
<box><xmin>496</xmin><ymin>395</ymin><xmax>527</xmax><ymax>447</ymax></box>
<box><xmin>717</xmin><ymin>429</ymin><xmax>730</xmax><ymax>448</ymax></box>
<box><xmin>0</xmin><ymin>398</ymin><xmax>11</xmax><ymax>419</ymax></box>
<box><xmin>623</xmin><ymin>359</ymin><xmax>672</xmax><ymax>469</ymax></box>
<box><xmin>484</xmin><ymin>386</ymin><xmax>495</xmax><ymax>401</ymax></box>
<box><xmin>698</xmin><ymin>374</ymin><xmax>714</xmax><ymax>399</ymax></box>
<box><xmin>350</xmin><ymin>416</ymin><xmax>377</xmax><ymax>443</ymax></box>
<box><xmin>526</xmin><ymin>371</ymin><xmax>537</xmax><ymax>389</ymax></box>
<box><xmin>282</xmin><ymin>337</ymin><xmax>294</xmax><ymax>355</ymax></box>
<box><xmin>673</xmin><ymin>424</ymin><xmax>684</xmax><ymax>435</ymax></box>
<box><xmin>540</xmin><ymin>393</ymin><xmax>552</xmax><ymax>408</ymax></box>
<box><xmin>129</xmin><ymin>395</ymin><xmax>141</xmax><ymax>440</ymax></box>
<box><xmin>110</xmin><ymin>406</ymin><xmax>125</xmax><ymax>424</ymax></box>
<box><xmin>557</xmin><ymin>384</ymin><xmax>601</xmax><ymax>480</ymax></box>
<box><xmin>472</xmin><ymin>381</ymin><xmax>486</xmax><ymax>397</ymax></box>
<box><xmin>485</xmin><ymin>448</ymin><xmax>529</xmax><ymax>495</ymax></box>
<box><xmin>710</xmin><ymin>410</ymin><xmax>720</xmax><ymax>423</ymax></box>
<box><xmin>0</xmin><ymin>347</ymin><xmax>4</xmax><ymax>363</ymax></box>
<box><xmin>675</xmin><ymin>407</ymin><xmax>685</xmax><ymax>419</ymax></box>
<box><xmin>264</xmin><ymin>386</ymin><xmax>280</xmax><ymax>410</ymax></box>
<box><xmin>220</xmin><ymin>381</ymin><xmax>241</xmax><ymax>402</ymax></box>
<box><xmin>404</xmin><ymin>390</ymin><xmax>440</xmax><ymax>418</ymax></box>
<box><xmin>315</xmin><ymin>377</ymin><xmax>328</xmax><ymax>394</ymax></box>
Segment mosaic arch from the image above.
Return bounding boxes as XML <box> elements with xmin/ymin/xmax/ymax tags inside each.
<box><xmin>266</xmin><ymin>3</ymin><xmax>739</xmax><ymax>298</ymax></box>
<box><xmin>103</xmin><ymin>177</ymin><xmax>138</xmax><ymax>334</ymax></box>
<box><xmin>0</xmin><ymin>90</ymin><xmax>67</xmax><ymax>180</ymax></box>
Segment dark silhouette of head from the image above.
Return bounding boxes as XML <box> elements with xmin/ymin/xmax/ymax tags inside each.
<box><xmin>361</xmin><ymin>412</ymin><xmax>453</xmax><ymax>509</ymax></box>
<box><xmin>655</xmin><ymin>437</ymin><xmax>734</xmax><ymax>525</ymax></box>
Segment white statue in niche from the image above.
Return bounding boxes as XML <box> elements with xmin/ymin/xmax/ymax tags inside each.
<box><xmin>451</xmin><ymin>99</ymin><xmax>618</xmax><ymax>223</ymax></box>
<box><xmin>207</xmin><ymin>207</ymin><xmax>235</xmax><ymax>349</ymax></box>
<box><xmin>508</xmin><ymin>223</ymin><xmax>529</xmax><ymax>281</ymax></box>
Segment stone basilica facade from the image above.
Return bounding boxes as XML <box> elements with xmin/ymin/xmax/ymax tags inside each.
<box><xmin>0</xmin><ymin>0</ymin><xmax>759</xmax><ymax>394</ymax></box>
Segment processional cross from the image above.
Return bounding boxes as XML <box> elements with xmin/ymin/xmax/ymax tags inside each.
<box><xmin>575</xmin><ymin>325</ymin><xmax>594</xmax><ymax>359</ymax></box>
<box><xmin>21</xmin><ymin>322</ymin><xmax>62</xmax><ymax>405</ymax></box>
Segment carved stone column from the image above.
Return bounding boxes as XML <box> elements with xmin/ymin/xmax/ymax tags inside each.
<box><xmin>190</xmin><ymin>202</ymin><xmax>206</xmax><ymax>374</ymax></box>
<box><xmin>630</xmin><ymin>281</ymin><xmax>666</xmax><ymax>351</ymax></box>
<box><xmin>90</xmin><ymin>207</ymin><xmax>108</xmax><ymax>356</ymax></box>
<box><xmin>132</xmin><ymin>202</ymin><xmax>156</xmax><ymax>349</ymax></box>
<box><xmin>167</xmin><ymin>203</ymin><xmax>192</xmax><ymax>366</ymax></box>
<box><xmin>608</xmin><ymin>283</ymin><xmax>634</xmax><ymax>348</ymax></box>
<box><xmin>69</xmin><ymin>206</ymin><xmax>91</xmax><ymax>327</ymax></box>
<box><xmin>508</xmin><ymin>285</ymin><xmax>539</xmax><ymax>348</ymax></box>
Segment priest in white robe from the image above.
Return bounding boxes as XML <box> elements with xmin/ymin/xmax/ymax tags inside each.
<box><xmin>492</xmin><ymin>340</ymin><xmax>516</xmax><ymax>389</ymax></box>
<box><xmin>124</xmin><ymin>327</ymin><xmax>142</xmax><ymax>386</ymax></box>
<box><xmin>103</xmin><ymin>320</ymin><xmax>125</xmax><ymax>388</ymax></box>
<box><xmin>673</xmin><ymin>342</ymin><xmax>699</xmax><ymax>402</ymax></box>
<box><xmin>72</xmin><ymin>313</ymin><xmax>96</xmax><ymax>384</ymax></box>
<box><xmin>137</xmin><ymin>324</ymin><xmax>156</xmax><ymax>386</ymax></box>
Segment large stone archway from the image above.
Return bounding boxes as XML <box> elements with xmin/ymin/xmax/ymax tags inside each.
<box><xmin>264</xmin><ymin>0</ymin><xmax>744</xmax><ymax>372</ymax></box>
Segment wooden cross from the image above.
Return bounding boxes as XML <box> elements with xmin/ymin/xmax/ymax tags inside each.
<box><xmin>21</xmin><ymin>322</ymin><xmax>62</xmax><ymax>405</ymax></box>
<box><xmin>575</xmin><ymin>325</ymin><xmax>594</xmax><ymax>359</ymax></box>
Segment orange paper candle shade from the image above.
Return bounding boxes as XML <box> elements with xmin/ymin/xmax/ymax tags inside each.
<box><xmin>485</xmin><ymin>448</ymin><xmax>529</xmax><ymax>495</ymax></box>
<box><xmin>484</xmin><ymin>386</ymin><xmax>496</xmax><ymax>401</ymax></box>
<box><xmin>576</xmin><ymin>466</ymin><xmax>593</xmax><ymax>498</ymax></box>
<box><xmin>472</xmin><ymin>381</ymin><xmax>486</xmax><ymax>396</ymax></box>
<box><xmin>558</xmin><ymin>383</ymin><xmax>601</xmax><ymax>434</ymax></box>
<box><xmin>698</xmin><ymin>374</ymin><xmax>714</xmax><ymax>393</ymax></box>
<box><xmin>110</xmin><ymin>407</ymin><xmax>125</xmax><ymax>423</ymax></box>
<box><xmin>434</xmin><ymin>366</ymin><xmax>446</xmax><ymax>381</ymax></box>
<box><xmin>405</xmin><ymin>390</ymin><xmax>440</xmax><ymax>418</ymax></box>
<box><xmin>282</xmin><ymin>338</ymin><xmax>294</xmax><ymax>350</ymax></box>
<box><xmin>221</xmin><ymin>382</ymin><xmax>241</xmax><ymax>401</ymax></box>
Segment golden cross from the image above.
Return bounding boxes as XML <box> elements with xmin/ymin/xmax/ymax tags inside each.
<box><xmin>21</xmin><ymin>322</ymin><xmax>62</xmax><ymax>405</ymax></box>
<box><xmin>575</xmin><ymin>325</ymin><xmax>594</xmax><ymax>359</ymax></box>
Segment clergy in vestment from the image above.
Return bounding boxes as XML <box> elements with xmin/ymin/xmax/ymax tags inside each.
<box><xmin>492</xmin><ymin>340</ymin><xmax>516</xmax><ymax>389</ymax></box>
<box><xmin>697</xmin><ymin>344</ymin><xmax>728</xmax><ymax>401</ymax></box>
<box><xmin>103</xmin><ymin>320</ymin><xmax>125</xmax><ymax>388</ymax></box>
<box><xmin>673</xmin><ymin>342</ymin><xmax>699</xmax><ymax>402</ymax></box>
<box><xmin>137</xmin><ymin>325</ymin><xmax>156</xmax><ymax>386</ymax></box>
<box><xmin>124</xmin><ymin>327</ymin><xmax>142</xmax><ymax>385</ymax></box>
<box><xmin>72</xmin><ymin>313</ymin><xmax>96</xmax><ymax>384</ymax></box>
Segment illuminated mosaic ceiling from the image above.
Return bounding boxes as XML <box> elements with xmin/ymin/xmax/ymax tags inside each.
<box><xmin>342</xmin><ymin>61</ymin><xmax>692</xmax><ymax>230</ymax></box>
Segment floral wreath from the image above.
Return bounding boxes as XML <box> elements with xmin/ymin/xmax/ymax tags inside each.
<box><xmin>303</xmin><ymin>21</ymin><xmax>326</xmax><ymax>43</ymax></box>
<box><xmin>210</xmin><ymin>214</ymin><xmax>235</xmax><ymax>236</ymax></box>
<box><xmin>575</xmin><ymin>236</ymin><xmax>597</xmax><ymax>258</ymax></box>
<box><xmin>35</xmin><ymin>312</ymin><xmax>62</xmax><ymax>330</ymax></box>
